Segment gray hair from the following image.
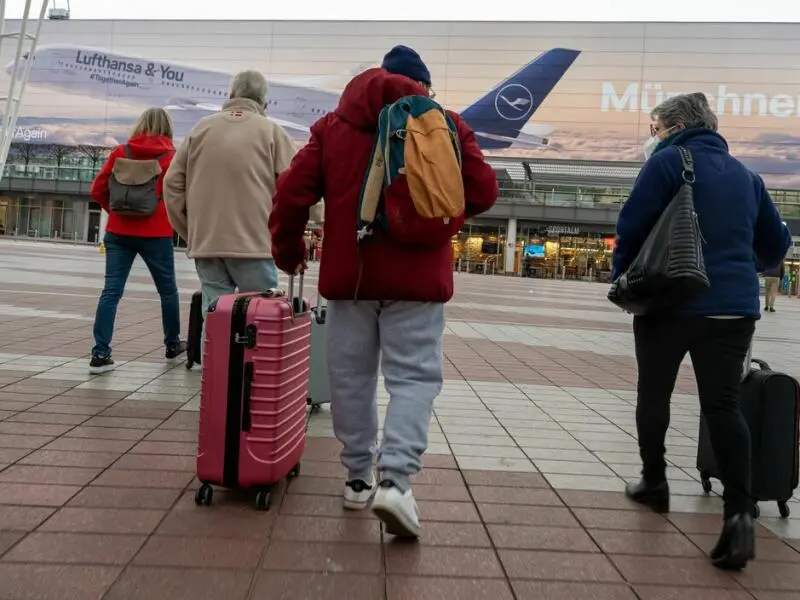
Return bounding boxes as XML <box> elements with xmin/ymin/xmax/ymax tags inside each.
<box><xmin>230</xmin><ymin>70</ymin><xmax>268</xmax><ymax>105</ymax></box>
<box><xmin>651</xmin><ymin>92</ymin><xmax>718</xmax><ymax>132</ymax></box>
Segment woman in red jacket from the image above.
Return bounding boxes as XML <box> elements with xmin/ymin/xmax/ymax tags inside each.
<box><xmin>89</xmin><ymin>107</ymin><xmax>185</xmax><ymax>374</ymax></box>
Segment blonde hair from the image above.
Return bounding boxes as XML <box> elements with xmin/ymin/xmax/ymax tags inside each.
<box><xmin>130</xmin><ymin>107</ymin><xmax>173</xmax><ymax>139</ymax></box>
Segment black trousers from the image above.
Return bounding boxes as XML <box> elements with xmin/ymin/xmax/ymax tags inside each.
<box><xmin>633</xmin><ymin>315</ymin><xmax>755</xmax><ymax>518</ymax></box>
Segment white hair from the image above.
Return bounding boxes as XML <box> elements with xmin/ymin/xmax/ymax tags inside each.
<box><xmin>230</xmin><ymin>70</ymin><xmax>268</xmax><ymax>105</ymax></box>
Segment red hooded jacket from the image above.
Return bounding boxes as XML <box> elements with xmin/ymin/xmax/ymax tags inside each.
<box><xmin>91</xmin><ymin>133</ymin><xmax>176</xmax><ymax>238</ymax></box>
<box><xmin>269</xmin><ymin>68</ymin><xmax>499</xmax><ymax>303</ymax></box>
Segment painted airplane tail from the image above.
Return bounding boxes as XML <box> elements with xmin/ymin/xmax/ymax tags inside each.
<box><xmin>459</xmin><ymin>48</ymin><xmax>580</xmax><ymax>150</ymax></box>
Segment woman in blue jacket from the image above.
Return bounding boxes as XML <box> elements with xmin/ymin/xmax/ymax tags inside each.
<box><xmin>612</xmin><ymin>93</ymin><xmax>791</xmax><ymax>571</ymax></box>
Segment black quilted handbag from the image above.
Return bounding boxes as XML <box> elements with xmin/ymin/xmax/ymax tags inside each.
<box><xmin>608</xmin><ymin>146</ymin><xmax>710</xmax><ymax>315</ymax></box>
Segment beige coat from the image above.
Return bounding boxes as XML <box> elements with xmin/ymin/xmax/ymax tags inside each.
<box><xmin>163</xmin><ymin>97</ymin><xmax>296</xmax><ymax>258</ymax></box>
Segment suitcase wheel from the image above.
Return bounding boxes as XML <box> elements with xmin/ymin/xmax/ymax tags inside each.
<box><xmin>255</xmin><ymin>489</ymin><xmax>272</xmax><ymax>511</ymax></box>
<box><xmin>195</xmin><ymin>483</ymin><xmax>213</xmax><ymax>506</ymax></box>
<box><xmin>778</xmin><ymin>501</ymin><xmax>791</xmax><ymax>519</ymax></box>
<box><xmin>288</xmin><ymin>462</ymin><xmax>301</xmax><ymax>479</ymax></box>
<box><xmin>700</xmin><ymin>474</ymin><xmax>712</xmax><ymax>494</ymax></box>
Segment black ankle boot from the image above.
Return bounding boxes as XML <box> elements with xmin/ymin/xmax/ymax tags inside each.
<box><xmin>711</xmin><ymin>512</ymin><xmax>756</xmax><ymax>570</ymax></box>
<box><xmin>625</xmin><ymin>478</ymin><xmax>670</xmax><ymax>513</ymax></box>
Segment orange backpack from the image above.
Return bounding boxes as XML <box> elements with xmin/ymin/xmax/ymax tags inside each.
<box><xmin>357</xmin><ymin>95</ymin><xmax>466</xmax><ymax>246</ymax></box>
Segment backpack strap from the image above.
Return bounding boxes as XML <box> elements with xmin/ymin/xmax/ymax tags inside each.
<box><xmin>155</xmin><ymin>149</ymin><xmax>175</xmax><ymax>160</ymax></box>
<box><xmin>357</xmin><ymin>108</ymin><xmax>390</xmax><ymax>241</ymax></box>
<box><xmin>358</xmin><ymin>143</ymin><xmax>385</xmax><ymax>235</ymax></box>
<box><xmin>123</xmin><ymin>144</ymin><xmax>131</xmax><ymax>158</ymax></box>
<box><xmin>676</xmin><ymin>146</ymin><xmax>695</xmax><ymax>184</ymax></box>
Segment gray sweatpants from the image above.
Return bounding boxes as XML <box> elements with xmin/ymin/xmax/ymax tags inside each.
<box><xmin>327</xmin><ymin>300</ymin><xmax>445</xmax><ymax>492</ymax></box>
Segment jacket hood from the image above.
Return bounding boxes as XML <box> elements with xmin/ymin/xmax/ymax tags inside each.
<box><xmin>670</xmin><ymin>128</ymin><xmax>729</xmax><ymax>151</ymax></box>
<box><xmin>335</xmin><ymin>68</ymin><xmax>428</xmax><ymax>131</ymax></box>
<box><xmin>125</xmin><ymin>133</ymin><xmax>174</xmax><ymax>157</ymax></box>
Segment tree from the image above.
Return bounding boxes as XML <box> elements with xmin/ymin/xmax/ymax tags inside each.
<box><xmin>42</xmin><ymin>144</ymin><xmax>75</xmax><ymax>172</ymax></box>
<box><xmin>8</xmin><ymin>142</ymin><xmax>40</xmax><ymax>174</ymax></box>
<box><xmin>76</xmin><ymin>144</ymin><xmax>111</xmax><ymax>171</ymax></box>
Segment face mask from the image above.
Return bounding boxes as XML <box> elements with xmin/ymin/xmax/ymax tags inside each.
<box><xmin>643</xmin><ymin>136</ymin><xmax>660</xmax><ymax>160</ymax></box>
<box><xmin>643</xmin><ymin>125</ymin><xmax>678</xmax><ymax>159</ymax></box>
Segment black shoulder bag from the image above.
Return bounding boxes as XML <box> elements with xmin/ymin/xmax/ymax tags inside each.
<box><xmin>607</xmin><ymin>146</ymin><xmax>710</xmax><ymax>315</ymax></box>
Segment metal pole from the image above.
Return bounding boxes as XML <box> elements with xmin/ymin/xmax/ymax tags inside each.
<box><xmin>0</xmin><ymin>0</ymin><xmax>50</xmax><ymax>177</ymax></box>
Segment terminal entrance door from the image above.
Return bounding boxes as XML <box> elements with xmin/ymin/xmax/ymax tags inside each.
<box><xmin>87</xmin><ymin>208</ymin><xmax>100</xmax><ymax>243</ymax></box>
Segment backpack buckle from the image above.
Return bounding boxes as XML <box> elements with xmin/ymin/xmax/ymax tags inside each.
<box><xmin>357</xmin><ymin>225</ymin><xmax>373</xmax><ymax>242</ymax></box>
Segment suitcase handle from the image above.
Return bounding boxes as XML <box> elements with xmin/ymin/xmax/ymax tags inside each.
<box><xmin>752</xmin><ymin>358</ymin><xmax>770</xmax><ymax>371</ymax></box>
<box><xmin>287</xmin><ymin>272</ymin><xmax>308</xmax><ymax>317</ymax></box>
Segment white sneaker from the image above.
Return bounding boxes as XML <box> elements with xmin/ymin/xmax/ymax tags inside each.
<box><xmin>343</xmin><ymin>475</ymin><xmax>376</xmax><ymax>510</ymax></box>
<box><xmin>371</xmin><ymin>481</ymin><xmax>420</xmax><ymax>538</ymax></box>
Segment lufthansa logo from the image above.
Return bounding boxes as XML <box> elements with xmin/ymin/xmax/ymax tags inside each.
<box><xmin>494</xmin><ymin>84</ymin><xmax>534</xmax><ymax>121</ymax></box>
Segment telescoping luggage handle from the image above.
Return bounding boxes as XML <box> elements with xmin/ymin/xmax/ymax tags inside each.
<box><xmin>261</xmin><ymin>272</ymin><xmax>307</xmax><ymax>317</ymax></box>
<box><xmin>287</xmin><ymin>272</ymin><xmax>308</xmax><ymax>317</ymax></box>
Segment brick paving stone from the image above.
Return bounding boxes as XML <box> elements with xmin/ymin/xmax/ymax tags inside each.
<box><xmin>500</xmin><ymin>549</ymin><xmax>622</xmax><ymax>582</ymax></box>
<box><xmin>251</xmin><ymin>572</ymin><xmax>384</xmax><ymax>600</ymax></box>
<box><xmin>38</xmin><ymin>507</ymin><xmax>166</xmax><ymax>535</ymax></box>
<box><xmin>0</xmin><ymin>563</ymin><xmax>121</xmax><ymax>600</ymax></box>
<box><xmin>133</xmin><ymin>535</ymin><xmax>264</xmax><ymax>569</ymax></box>
<box><xmin>90</xmin><ymin>468</ymin><xmax>194</xmax><ymax>489</ymax></box>
<box><xmin>0</xmin><ymin>465</ymin><xmax>101</xmax><ymax>486</ymax></box>
<box><xmin>489</xmin><ymin>524</ymin><xmax>600</xmax><ymax>552</ymax></box>
<box><xmin>387</xmin><ymin>576</ymin><xmax>515</xmax><ymax>600</ymax></box>
<box><xmin>263</xmin><ymin>540</ymin><xmax>383</xmax><ymax>573</ymax></box>
<box><xmin>1</xmin><ymin>241</ymin><xmax>800</xmax><ymax>598</ymax></box>
<box><xmin>2</xmin><ymin>532</ymin><xmax>146</xmax><ymax>565</ymax></box>
<box><xmin>633</xmin><ymin>587</ymin><xmax>754</xmax><ymax>600</ymax></box>
<box><xmin>610</xmin><ymin>555</ymin><xmax>739</xmax><ymax>587</ymax></box>
<box><xmin>0</xmin><ymin>531</ymin><xmax>23</xmax><ymax>557</ymax></box>
<box><xmin>385</xmin><ymin>544</ymin><xmax>504</xmax><ymax>578</ymax></box>
<box><xmin>104</xmin><ymin>567</ymin><xmax>253</xmax><ymax>600</ymax></box>
<box><xmin>590</xmin><ymin>530</ymin><xmax>705</xmax><ymax>557</ymax></box>
<box><xmin>512</xmin><ymin>581</ymin><xmax>639</xmax><ymax>600</ymax></box>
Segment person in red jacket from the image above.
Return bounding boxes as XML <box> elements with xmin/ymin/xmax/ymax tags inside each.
<box><xmin>269</xmin><ymin>46</ymin><xmax>498</xmax><ymax>538</ymax></box>
<box><xmin>89</xmin><ymin>107</ymin><xmax>186</xmax><ymax>374</ymax></box>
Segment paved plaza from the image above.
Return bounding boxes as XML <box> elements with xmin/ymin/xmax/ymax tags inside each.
<box><xmin>0</xmin><ymin>238</ymin><xmax>799</xmax><ymax>599</ymax></box>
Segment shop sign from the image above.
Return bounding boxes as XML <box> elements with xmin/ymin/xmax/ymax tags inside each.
<box><xmin>546</xmin><ymin>225</ymin><xmax>580</xmax><ymax>236</ymax></box>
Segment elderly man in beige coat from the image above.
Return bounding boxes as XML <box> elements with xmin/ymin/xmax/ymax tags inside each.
<box><xmin>164</xmin><ymin>69</ymin><xmax>296</xmax><ymax>320</ymax></box>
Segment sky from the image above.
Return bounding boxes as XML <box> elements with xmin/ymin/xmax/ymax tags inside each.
<box><xmin>5</xmin><ymin>0</ymin><xmax>800</xmax><ymax>22</ymax></box>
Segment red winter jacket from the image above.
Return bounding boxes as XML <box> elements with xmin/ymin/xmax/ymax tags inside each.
<box><xmin>91</xmin><ymin>133</ymin><xmax>176</xmax><ymax>238</ymax></box>
<box><xmin>268</xmin><ymin>68</ymin><xmax>499</xmax><ymax>303</ymax></box>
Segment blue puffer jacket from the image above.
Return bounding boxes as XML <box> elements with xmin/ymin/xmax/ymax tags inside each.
<box><xmin>612</xmin><ymin>128</ymin><xmax>791</xmax><ymax>318</ymax></box>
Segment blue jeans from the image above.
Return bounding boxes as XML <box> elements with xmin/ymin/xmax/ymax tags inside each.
<box><xmin>92</xmin><ymin>232</ymin><xmax>181</xmax><ymax>357</ymax></box>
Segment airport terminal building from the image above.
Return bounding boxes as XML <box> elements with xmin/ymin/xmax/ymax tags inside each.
<box><xmin>3</xmin><ymin>151</ymin><xmax>800</xmax><ymax>282</ymax></box>
<box><xmin>1</xmin><ymin>18</ymin><xmax>800</xmax><ymax>278</ymax></box>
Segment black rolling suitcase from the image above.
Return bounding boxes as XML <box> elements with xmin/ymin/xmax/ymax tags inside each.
<box><xmin>697</xmin><ymin>357</ymin><xmax>800</xmax><ymax>518</ymax></box>
<box><xmin>186</xmin><ymin>291</ymin><xmax>203</xmax><ymax>370</ymax></box>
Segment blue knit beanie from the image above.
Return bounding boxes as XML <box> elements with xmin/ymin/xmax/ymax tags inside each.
<box><xmin>381</xmin><ymin>45</ymin><xmax>431</xmax><ymax>86</ymax></box>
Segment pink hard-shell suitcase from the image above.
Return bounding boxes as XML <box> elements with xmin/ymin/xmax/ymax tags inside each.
<box><xmin>194</xmin><ymin>274</ymin><xmax>310</xmax><ymax>511</ymax></box>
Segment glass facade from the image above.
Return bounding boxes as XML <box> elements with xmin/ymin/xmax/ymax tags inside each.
<box><xmin>6</xmin><ymin>144</ymin><xmax>109</xmax><ymax>182</ymax></box>
<box><xmin>2</xmin><ymin>150</ymin><xmax>800</xmax><ymax>250</ymax></box>
<box><xmin>0</xmin><ymin>195</ymin><xmax>88</xmax><ymax>240</ymax></box>
<box><xmin>452</xmin><ymin>223</ymin><xmax>506</xmax><ymax>274</ymax></box>
<box><xmin>514</xmin><ymin>227</ymin><xmax>615</xmax><ymax>281</ymax></box>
